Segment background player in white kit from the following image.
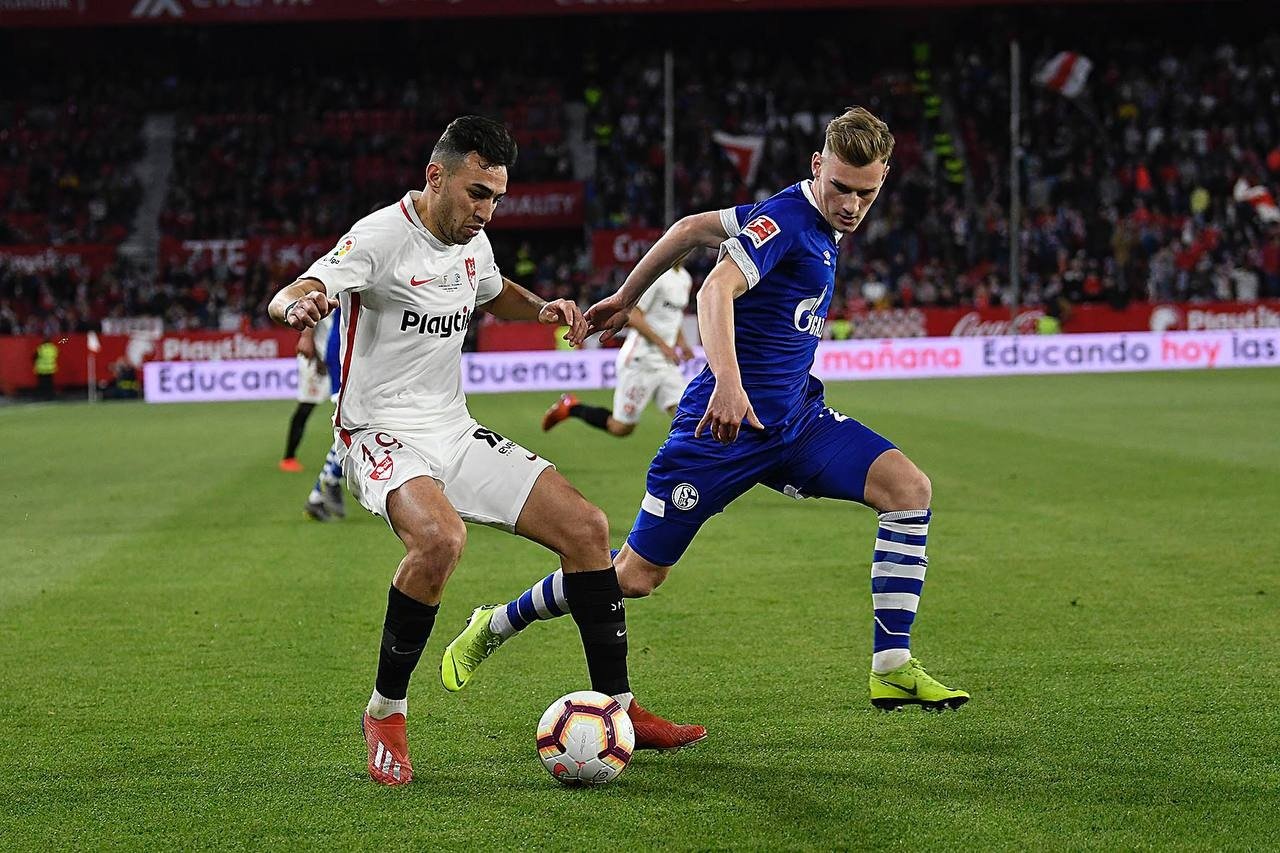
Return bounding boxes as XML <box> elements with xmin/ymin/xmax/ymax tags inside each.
<box><xmin>266</xmin><ymin>116</ymin><xmax>703</xmax><ymax>786</ymax></box>
<box><xmin>541</xmin><ymin>259</ymin><xmax>694</xmax><ymax>436</ymax></box>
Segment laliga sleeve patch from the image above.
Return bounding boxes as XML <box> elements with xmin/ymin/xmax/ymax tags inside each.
<box><xmin>327</xmin><ymin>234</ymin><xmax>357</xmax><ymax>266</ymax></box>
<box><xmin>742</xmin><ymin>215</ymin><xmax>780</xmax><ymax>248</ymax></box>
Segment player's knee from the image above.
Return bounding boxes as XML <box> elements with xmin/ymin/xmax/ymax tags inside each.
<box><xmin>619</xmin><ymin>563</ymin><xmax>668</xmax><ymax>598</ymax></box>
<box><xmin>608</xmin><ymin>420</ymin><xmax>636</xmax><ymax>437</ymax></box>
<box><xmin>888</xmin><ymin>469</ymin><xmax>931</xmax><ymax>510</ymax></box>
<box><xmin>404</xmin><ymin>517</ymin><xmax>467</xmax><ymax>575</ymax></box>
<box><xmin>574</xmin><ymin>502</ymin><xmax>611</xmax><ymax>553</ymax></box>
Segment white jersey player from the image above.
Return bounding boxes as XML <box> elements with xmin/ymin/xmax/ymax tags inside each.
<box><xmin>541</xmin><ymin>261</ymin><xmax>694</xmax><ymax>437</ymax></box>
<box><xmin>266</xmin><ymin>116</ymin><xmax>701</xmax><ymax>787</ymax></box>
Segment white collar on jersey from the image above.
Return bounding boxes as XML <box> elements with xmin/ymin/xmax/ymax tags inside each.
<box><xmin>801</xmin><ymin>179</ymin><xmax>844</xmax><ymax>244</ymax></box>
<box><xmin>401</xmin><ymin>190</ymin><xmax>451</xmax><ymax>251</ymax></box>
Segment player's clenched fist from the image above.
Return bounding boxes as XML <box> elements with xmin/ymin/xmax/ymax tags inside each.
<box><xmin>281</xmin><ymin>291</ymin><xmax>338</xmax><ymax>330</ymax></box>
<box><xmin>539</xmin><ymin>298</ymin><xmax>587</xmax><ymax>348</ymax></box>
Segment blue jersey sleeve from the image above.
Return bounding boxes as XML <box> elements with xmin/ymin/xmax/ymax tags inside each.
<box><xmin>717</xmin><ymin>200</ymin><xmax>804</xmax><ymax>290</ymax></box>
<box><xmin>718</xmin><ymin>204</ymin><xmax>756</xmax><ymax>237</ymax></box>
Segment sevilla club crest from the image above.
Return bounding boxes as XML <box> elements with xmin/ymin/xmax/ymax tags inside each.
<box><xmin>465</xmin><ymin>257</ymin><xmax>477</xmax><ymax>290</ymax></box>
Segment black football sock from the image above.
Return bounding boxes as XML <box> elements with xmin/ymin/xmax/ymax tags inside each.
<box><xmin>284</xmin><ymin>402</ymin><xmax>316</xmax><ymax>458</ymax></box>
<box><xmin>562</xmin><ymin>567</ymin><xmax>630</xmax><ymax>696</ymax></box>
<box><xmin>375</xmin><ymin>585</ymin><xmax>439</xmax><ymax>701</ymax></box>
<box><xmin>569</xmin><ymin>403</ymin><xmax>611</xmax><ymax>431</ymax></box>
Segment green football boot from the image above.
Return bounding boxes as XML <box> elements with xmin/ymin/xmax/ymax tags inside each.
<box><xmin>870</xmin><ymin>658</ymin><xmax>970</xmax><ymax>711</ymax></box>
<box><xmin>441</xmin><ymin>605</ymin><xmax>505</xmax><ymax>692</ymax></box>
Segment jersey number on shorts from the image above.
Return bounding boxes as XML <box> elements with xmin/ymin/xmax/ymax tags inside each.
<box><xmin>472</xmin><ymin>427</ymin><xmax>506</xmax><ymax>448</ymax></box>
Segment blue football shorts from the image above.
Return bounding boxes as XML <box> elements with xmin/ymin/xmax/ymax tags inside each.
<box><xmin>626</xmin><ymin>399</ymin><xmax>896</xmax><ymax>567</ymax></box>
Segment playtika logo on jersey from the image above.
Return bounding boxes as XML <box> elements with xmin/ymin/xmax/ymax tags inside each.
<box><xmin>400</xmin><ymin>306</ymin><xmax>473</xmax><ymax>338</ymax></box>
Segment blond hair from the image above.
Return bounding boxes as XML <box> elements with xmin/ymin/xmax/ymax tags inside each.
<box><xmin>824</xmin><ymin>107</ymin><xmax>894</xmax><ymax>166</ymax></box>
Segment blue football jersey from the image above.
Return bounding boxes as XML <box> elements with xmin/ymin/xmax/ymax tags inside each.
<box><xmin>680</xmin><ymin>181</ymin><xmax>839</xmax><ymax>427</ymax></box>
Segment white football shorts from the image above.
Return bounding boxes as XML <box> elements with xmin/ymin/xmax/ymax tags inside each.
<box><xmin>612</xmin><ymin>360</ymin><xmax>687</xmax><ymax>425</ymax></box>
<box><xmin>296</xmin><ymin>355</ymin><xmax>330</xmax><ymax>404</ymax></box>
<box><xmin>339</xmin><ymin>420</ymin><xmax>554</xmax><ymax>531</ymax></box>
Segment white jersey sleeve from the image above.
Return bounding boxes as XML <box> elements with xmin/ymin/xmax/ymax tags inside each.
<box><xmin>473</xmin><ymin>232</ymin><xmax>504</xmax><ymax>307</ymax></box>
<box><xmin>302</xmin><ymin>215</ymin><xmax>401</xmax><ymax>296</ymax></box>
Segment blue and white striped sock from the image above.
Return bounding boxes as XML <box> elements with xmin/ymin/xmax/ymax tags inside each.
<box><xmin>308</xmin><ymin>440</ymin><xmax>345</xmax><ymax>502</ymax></box>
<box><xmin>490</xmin><ymin>570</ymin><xmax>568</xmax><ymax>640</ymax></box>
<box><xmin>490</xmin><ymin>550</ymin><xmax>620</xmax><ymax>640</ymax></box>
<box><xmin>321</xmin><ymin>440</ymin><xmax>343</xmax><ymax>486</ymax></box>
<box><xmin>871</xmin><ymin>509</ymin><xmax>930</xmax><ymax>674</ymax></box>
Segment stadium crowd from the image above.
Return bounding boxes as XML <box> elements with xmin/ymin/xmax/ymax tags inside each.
<box><xmin>2</xmin><ymin>11</ymin><xmax>1278</xmax><ymax>337</ymax></box>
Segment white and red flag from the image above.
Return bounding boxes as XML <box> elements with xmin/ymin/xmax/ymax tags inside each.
<box><xmin>1035</xmin><ymin>51</ymin><xmax>1093</xmax><ymax>98</ymax></box>
<box><xmin>713</xmin><ymin>131</ymin><xmax>765</xmax><ymax>185</ymax></box>
<box><xmin>1233</xmin><ymin>178</ymin><xmax>1280</xmax><ymax>223</ymax></box>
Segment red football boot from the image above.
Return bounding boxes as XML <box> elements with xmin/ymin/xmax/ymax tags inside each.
<box><xmin>278</xmin><ymin>457</ymin><xmax>304</xmax><ymax>473</ymax></box>
<box><xmin>361</xmin><ymin>712</ymin><xmax>413</xmax><ymax>786</ymax></box>
<box><xmin>541</xmin><ymin>393</ymin><xmax>579</xmax><ymax>432</ymax></box>
<box><xmin>628</xmin><ymin>700</ymin><xmax>707</xmax><ymax>752</ymax></box>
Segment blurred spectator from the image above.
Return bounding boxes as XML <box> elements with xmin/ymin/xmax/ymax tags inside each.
<box><xmin>3</xmin><ymin>9</ymin><xmax>1278</xmax><ymax>336</ymax></box>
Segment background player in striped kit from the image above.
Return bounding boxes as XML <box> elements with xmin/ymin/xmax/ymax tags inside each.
<box><xmin>303</xmin><ymin>305</ymin><xmax>347</xmax><ymax>522</ymax></box>
<box><xmin>443</xmin><ymin>108</ymin><xmax>968</xmax><ymax>712</ymax></box>
<box><xmin>279</xmin><ymin>310</ymin><xmax>334</xmax><ymax>472</ymax></box>
<box><xmin>541</xmin><ymin>259</ymin><xmax>694</xmax><ymax>437</ymax></box>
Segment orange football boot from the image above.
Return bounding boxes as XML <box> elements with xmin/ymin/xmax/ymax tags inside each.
<box><xmin>278</xmin><ymin>457</ymin><xmax>304</xmax><ymax>473</ymax></box>
<box><xmin>628</xmin><ymin>700</ymin><xmax>707</xmax><ymax>752</ymax></box>
<box><xmin>361</xmin><ymin>712</ymin><xmax>413</xmax><ymax>786</ymax></box>
<box><xmin>541</xmin><ymin>393</ymin><xmax>579</xmax><ymax>432</ymax></box>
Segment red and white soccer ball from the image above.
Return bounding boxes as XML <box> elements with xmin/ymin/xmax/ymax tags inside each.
<box><xmin>536</xmin><ymin>690</ymin><xmax>635</xmax><ymax>786</ymax></box>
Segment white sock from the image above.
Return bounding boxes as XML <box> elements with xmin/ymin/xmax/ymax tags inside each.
<box><xmin>613</xmin><ymin>691</ymin><xmax>634</xmax><ymax>711</ymax></box>
<box><xmin>366</xmin><ymin>688</ymin><xmax>407</xmax><ymax>720</ymax></box>
<box><xmin>489</xmin><ymin>606</ymin><xmax>514</xmax><ymax>640</ymax></box>
<box><xmin>872</xmin><ymin>648</ymin><xmax>911</xmax><ymax>674</ymax></box>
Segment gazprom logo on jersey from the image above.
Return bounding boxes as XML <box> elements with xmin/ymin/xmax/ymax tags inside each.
<box><xmin>400</xmin><ymin>306</ymin><xmax>472</xmax><ymax>339</ymax></box>
<box><xmin>794</xmin><ymin>296</ymin><xmax>826</xmax><ymax>338</ymax></box>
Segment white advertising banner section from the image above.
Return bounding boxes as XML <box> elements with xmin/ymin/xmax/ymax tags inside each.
<box><xmin>811</xmin><ymin>329</ymin><xmax>1279</xmax><ymax>381</ymax></box>
<box><xmin>144</xmin><ymin>359</ymin><xmax>303</xmax><ymax>403</ymax></box>
<box><xmin>144</xmin><ymin>330</ymin><xmax>1279</xmax><ymax>403</ymax></box>
<box><xmin>461</xmin><ymin>349</ymin><xmax>708</xmax><ymax>394</ymax></box>
<box><xmin>143</xmin><ymin>351</ymin><xmax>707</xmax><ymax>403</ymax></box>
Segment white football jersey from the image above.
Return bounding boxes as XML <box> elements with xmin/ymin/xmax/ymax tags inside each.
<box><xmin>617</xmin><ymin>265</ymin><xmax>692</xmax><ymax>368</ymax></box>
<box><xmin>301</xmin><ymin>190</ymin><xmax>504</xmax><ymax>435</ymax></box>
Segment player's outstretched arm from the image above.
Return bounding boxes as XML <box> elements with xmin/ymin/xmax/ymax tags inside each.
<box><xmin>480</xmin><ymin>277</ymin><xmax>587</xmax><ymax>346</ymax></box>
<box><xmin>587</xmin><ymin>211</ymin><xmax>729</xmax><ymax>343</ymax></box>
<box><xmin>694</xmin><ymin>257</ymin><xmax>763</xmax><ymax>444</ymax></box>
<box><xmin>268</xmin><ymin>278</ymin><xmax>338</xmax><ymax>330</ymax></box>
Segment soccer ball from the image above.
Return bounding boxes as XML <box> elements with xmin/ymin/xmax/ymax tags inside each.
<box><xmin>536</xmin><ymin>690</ymin><xmax>635</xmax><ymax>786</ymax></box>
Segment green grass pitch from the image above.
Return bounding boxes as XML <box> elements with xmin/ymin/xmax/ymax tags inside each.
<box><xmin>2</xmin><ymin>369</ymin><xmax>1278</xmax><ymax>850</ymax></box>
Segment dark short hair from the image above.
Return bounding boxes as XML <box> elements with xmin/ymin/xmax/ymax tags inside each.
<box><xmin>431</xmin><ymin>115</ymin><xmax>518</xmax><ymax>170</ymax></box>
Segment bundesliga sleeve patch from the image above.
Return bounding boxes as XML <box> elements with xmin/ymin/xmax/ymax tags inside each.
<box><xmin>742</xmin><ymin>215</ymin><xmax>781</xmax><ymax>248</ymax></box>
<box><xmin>326</xmin><ymin>234</ymin><xmax>356</xmax><ymax>266</ymax></box>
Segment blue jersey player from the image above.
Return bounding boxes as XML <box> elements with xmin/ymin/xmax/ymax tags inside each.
<box><xmin>443</xmin><ymin>107</ymin><xmax>968</xmax><ymax>717</ymax></box>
